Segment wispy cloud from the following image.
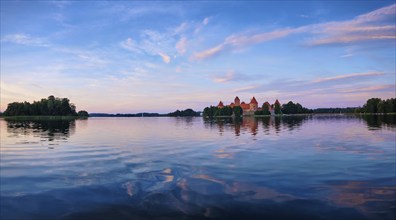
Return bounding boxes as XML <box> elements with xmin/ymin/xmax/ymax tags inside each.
<box><xmin>203</xmin><ymin>17</ymin><xmax>210</xmax><ymax>25</ymax></box>
<box><xmin>176</xmin><ymin>37</ymin><xmax>188</xmax><ymax>55</ymax></box>
<box><xmin>232</xmin><ymin>85</ymin><xmax>260</xmax><ymax>93</ymax></box>
<box><xmin>159</xmin><ymin>52</ymin><xmax>171</xmax><ymax>63</ymax></box>
<box><xmin>212</xmin><ymin>70</ymin><xmax>260</xmax><ymax>83</ymax></box>
<box><xmin>229</xmin><ymin>71</ymin><xmax>389</xmax><ymax>95</ymax></box>
<box><xmin>108</xmin><ymin>3</ymin><xmax>183</xmax><ymax>22</ymax></box>
<box><xmin>120</xmin><ymin>37</ymin><xmax>141</xmax><ymax>53</ymax></box>
<box><xmin>311</xmin><ymin>71</ymin><xmax>384</xmax><ymax>83</ymax></box>
<box><xmin>2</xmin><ymin>34</ymin><xmax>50</xmax><ymax>47</ymax></box>
<box><xmin>194</xmin><ymin>16</ymin><xmax>211</xmax><ymax>34</ymax></box>
<box><xmin>337</xmin><ymin>84</ymin><xmax>395</xmax><ymax>93</ymax></box>
<box><xmin>192</xmin><ymin>44</ymin><xmax>225</xmax><ymax>60</ymax></box>
<box><xmin>120</xmin><ymin>30</ymin><xmax>175</xmax><ymax>63</ymax></box>
<box><xmin>192</xmin><ymin>4</ymin><xmax>396</xmax><ymax>60</ymax></box>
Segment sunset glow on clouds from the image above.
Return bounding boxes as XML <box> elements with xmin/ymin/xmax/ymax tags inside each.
<box><xmin>1</xmin><ymin>1</ymin><xmax>395</xmax><ymax>113</ymax></box>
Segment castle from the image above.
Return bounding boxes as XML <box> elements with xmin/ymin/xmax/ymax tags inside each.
<box><xmin>217</xmin><ymin>96</ymin><xmax>280</xmax><ymax>115</ymax></box>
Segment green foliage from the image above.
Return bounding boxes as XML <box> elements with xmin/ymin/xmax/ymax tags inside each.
<box><xmin>218</xmin><ymin>106</ymin><xmax>233</xmax><ymax>116</ymax></box>
<box><xmin>281</xmin><ymin>101</ymin><xmax>312</xmax><ymax>114</ymax></box>
<box><xmin>363</xmin><ymin>98</ymin><xmax>396</xmax><ymax>114</ymax></box>
<box><xmin>168</xmin><ymin>108</ymin><xmax>200</xmax><ymax>117</ymax></box>
<box><xmin>4</xmin><ymin>95</ymin><xmax>79</xmax><ymax>116</ymax></box>
<box><xmin>203</xmin><ymin>107</ymin><xmax>212</xmax><ymax>118</ymax></box>
<box><xmin>233</xmin><ymin>106</ymin><xmax>243</xmax><ymax>118</ymax></box>
<box><xmin>254</xmin><ymin>110</ymin><xmax>264</xmax><ymax>115</ymax></box>
<box><xmin>262</xmin><ymin>103</ymin><xmax>271</xmax><ymax>115</ymax></box>
<box><xmin>274</xmin><ymin>102</ymin><xmax>282</xmax><ymax>115</ymax></box>
<box><xmin>364</xmin><ymin>98</ymin><xmax>381</xmax><ymax>113</ymax></box>
<box><xmin>203</xmin><ymin>106</ymin><xmax>242</xmax><ymax>118</ymax></box>
<box><xmin>78</xmin><ymin>110</ymin><xmax>89</xmax><ymax>117</ymax></box>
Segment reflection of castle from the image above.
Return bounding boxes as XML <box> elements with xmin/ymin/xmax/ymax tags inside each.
<box><xmin>217</xmin><ymin>96</ymin><xmax>280</xmax><ymax>115</ymax></box>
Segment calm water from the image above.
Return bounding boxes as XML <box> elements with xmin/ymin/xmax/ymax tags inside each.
<box><xmin>0</xmin><ymin>115</ymin><xmax>395</xmax><ymax>220</ymax></box>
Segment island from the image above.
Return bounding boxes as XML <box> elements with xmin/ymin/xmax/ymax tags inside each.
<box><xmin>203</xmin><ymin>96</ymin><xmax>396</xmax><ymax>118</ymax></box>
<box><xmin>2</xmin><ymin>95</ymin><xmax>89</xmax><ymax>119</ymax></box>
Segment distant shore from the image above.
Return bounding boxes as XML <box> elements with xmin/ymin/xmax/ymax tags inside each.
<box><xmin>1</xmin><ymin>112</ymin><xmax>395</xmax><ymax>120</ymax></box>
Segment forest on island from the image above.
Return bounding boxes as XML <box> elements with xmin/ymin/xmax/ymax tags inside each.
<box><xmin>355</xmin><ymin>98</ymin><xmax>396</xmax><ymax>114</ymax></box>
<box><xmin>168</xmin><ymin>109</ymin><xmax>200</xmax><ymax>117</ymax></box>
<box><xmin>203</xmin><ymin>97</ymin><xmax>396</xmax><ymax>118</ymax></box>
<box><xmin>203</xmin><ymin>100</ymin><xmax>311</xmax><ymax>117</ymax></box>
<box><xmin>3</xmin><ymin>96</ymin><xmax>88</xmax><ymax>117</ymax></box>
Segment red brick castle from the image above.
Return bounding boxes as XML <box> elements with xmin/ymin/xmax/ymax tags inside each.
<box><xmin>217</xmin><ymin>96</ymin><xmax>280</xmax><ymax>115</ymax></box>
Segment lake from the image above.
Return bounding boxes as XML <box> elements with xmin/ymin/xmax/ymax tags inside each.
<box><xmin>0</xmin><ymin>115</ymin><xmax>395</xmax><ymax>220</ymax></box>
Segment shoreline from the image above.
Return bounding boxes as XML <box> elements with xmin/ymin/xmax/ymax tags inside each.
<box><xmin>1</xmin><ymin>113</ymin><xmax>395</xmax><ymax>120</ymax></box>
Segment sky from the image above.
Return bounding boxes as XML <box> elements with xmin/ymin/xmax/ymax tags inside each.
<box><xmin>1</xmin><ymin>1</ymin><xmax>395</xmax><ymax>113</ymax></box>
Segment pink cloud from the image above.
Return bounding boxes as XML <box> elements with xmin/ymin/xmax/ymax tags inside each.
<box><xmin>337</xmin><ymin>84</ymin><xmax>396</xmax><ymax>93</ymax></box>
<box><xmin>311</xmin><ymin>72</ymin><xmax>385</xmax><ymax>83</ymax></box>
<box><xmin>175</xmin><ymin>37</ymin><xmax>188</xmax><ymax>55</ymax></box>
<box><xmin>191</xmin><ymin>44</ymin><xmax>225</xmax><ymax>60</ymax></box>
<box><xmin>192</xmin><ymin>4</ymin><xmax>395</xmax><ymax>60</ymax></box>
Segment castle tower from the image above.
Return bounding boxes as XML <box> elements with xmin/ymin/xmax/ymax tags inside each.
<box><xmin>234</xmin><ymin>96</ymin><xmax>240</xmax><ymax>106</ymax></box>
<box><xmin>217</xmin><ymin>101</ymin><xmax>224</xmax><ymax>109</ymax></box>
<box><xmin>249</xmin><ymin>96</ymin><xmax>258</xmax><ymax>111</ymax></box>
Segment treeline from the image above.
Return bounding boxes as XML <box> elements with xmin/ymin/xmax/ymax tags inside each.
<box><xmin>168</xmin><ymin>109</ymin><xmax>200</xmax><ymax>117</ymax></box>
<box><xmin>203</xmin><ymin>106</ymin><xmax>243</xmax><ymax>118</ymax></box>
<box><xmin>3</xmin><ymin>95</ymin><xmax>88</xmax><ymax>117</ymax></box>
<box><xmin>254</xmin><ymin>101</ymin><xmax>281</xmax><ymax>115</ymax></box>
<box><xmin>254</xmin><ymin>101</ymin><xmax>311</xmax><ymax>115</ymax></box>
<box><xmin>312</xmin><ymin>98</ymin><xmax>396</xmax><ymax>114</ymax></box>
<box><xmin>281</xmin><ymin>101</ymin><xmax>312</xmax><ymax>114</ymax></box>
<box><xmin>355</xmin><ymin>98</ymin><xmax>396</xmax><ymax>114</ymax></box>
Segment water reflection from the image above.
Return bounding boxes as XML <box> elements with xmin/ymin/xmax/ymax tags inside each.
<box><xmin>359</xmin><ymin>114</ymin><xmax>396</xmax><ymax>129</ymax></box>
<box><xmin>1</xmin><ymin>116</ymin><xmax>395</xmax><ymax>220</ymax></box>
<box><xmin>204</xmin><ymin>115</ymin><xmax>396</xmax><ymax>137</ymax></box>
<box><xmin>327</xmin><ymin>180</ymin><xmax>396</xmax><ymax>219</ymax></box>
<box><xmin>204</xmin><ymin>116</ymin><xmax>309</xmax><ymax>136</ymax></box>
<box><xmin>5</xmin><ymin>119</ymin><xmax>76</xmax><ymax>142</ymax></box>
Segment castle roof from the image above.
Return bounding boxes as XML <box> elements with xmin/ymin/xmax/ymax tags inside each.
<box><xmin>240</xmin><ymin>103</ymin><xmax>250</xmax><ymax>110</ymax></box>
<box><xmin>275</xmin><ymin>99</ymin><xmax>280</xmax><ymax>105</ymax></box>
<box><xmin>218</xmin><ymin>101</ymin><xmax>224</xmax><ymax>107</ymax></box>
<box><xmin>235</xmin><ymin>96</ymin><xmax>240</xmax><ymax>101</ymax></box>
<box><xmin>250</xmin><ymin>97</ymin><xmax>258</xmax><ymax>104</ymax></box>
<box><xmin>264</xmin><ymin>101</ymin><xmax>270</xmax><ymax>106</ymax></box>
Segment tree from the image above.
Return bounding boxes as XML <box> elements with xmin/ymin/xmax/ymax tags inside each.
<box><xmin>203</xmin><ymin>107</ymin><xmax>211</xmax><ymax>118</ymax></box>
<box><xmin>254</xmin><ymin>110</ymin><xmax>263</xmax><ymax>115</ymax></box>
<box><xmin>274</xmin><ymin>100</ymin><xmax>282</xmax><ymax>115</ymax></box>
<box><xmin>220</xmin><ymin>106</ymin><xmax>233</xmax><ymax>116</ymax></box>
<box><xmin>364</xmin><ymin>98</ymin><xmax>381</xmax><ymax>113</ymax></box>
<box><xmin>262</xmin><ymin>102</ymin><xmax>271</xmax><ymax>115</ymax></box>
<box><xmin>233</xmin><ymin>106</ymin><xmax>243</xmax><ymax>118</ymax></box>
<box><xmin>78</xmin><ymin>110</ymin><xmax>89</xmax><ymax>117</ymax></box>
<box><xmin>281</xmin><ymin>101</ymin><xmax>312</xmax><ymax>114</ymax></box>
<box><xmin>168</xmin><ymin>109</ymin><xmax>199</xmax><ymax>117</ymax></box>
<box><xmin>3</xmin><ymin>95</ymin><xmax>78</xmax><ymax>116</ymax></box>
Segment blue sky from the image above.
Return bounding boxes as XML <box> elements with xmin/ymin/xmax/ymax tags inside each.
<box><xmin>1</xmin><ymin>1</ymin><xmax>395</xmax><ymax>113</ymax></box>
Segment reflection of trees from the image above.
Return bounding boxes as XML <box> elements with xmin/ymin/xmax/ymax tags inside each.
<box><xmin>5</xmin><ymin>119</ymin><xmax>76</xmax><ymax>141</ymax></box>
<box><xmin>174</xmin><ymin>117</ymin><xmax>194</xmax><ymax>128</ymax></box>
<box><xmin>359</xmin><ymin>114</ymin><xmax>396</xmax><ymax>129</ymax></box>
<box><xmin>204</xmin><ymin>116</ymin><xmax>308</xmax><ymax>136</ymax></box>
<box><xmin>281</xmin><ymin>116</ymin><xmax>309</xmax><ymax>131</ymax></box>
